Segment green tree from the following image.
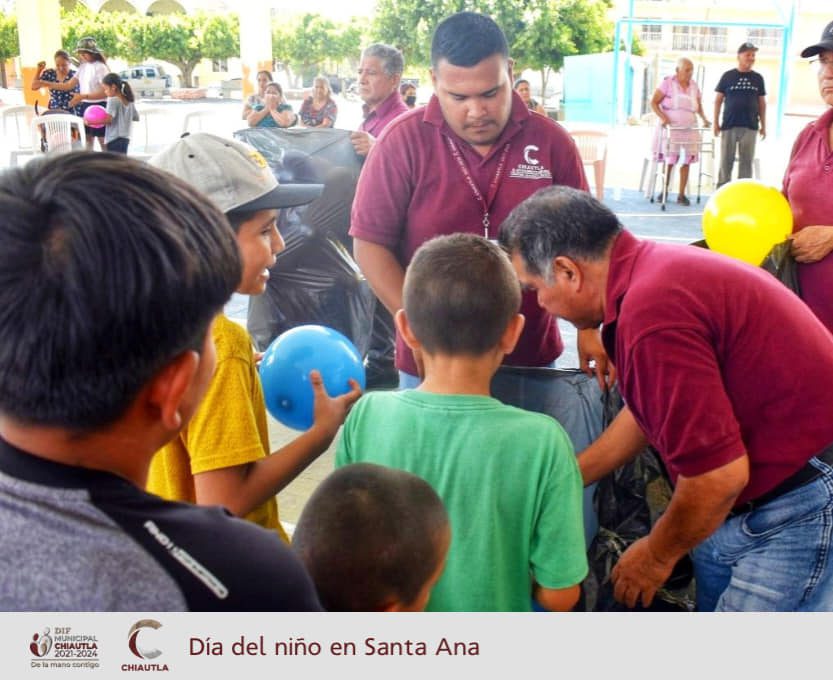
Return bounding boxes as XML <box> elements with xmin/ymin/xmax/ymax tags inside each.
<box><xmin>272</xmin><ymin>21</ymin><xmax>297</xmax><ymax>84</ymax></box>
<box><xmin>273</xmin><ymin>14</ymin><xmax>367</xmax><ymax>87</ymax></box>
<box><xmin>61</xmin><ymin>9</ymin><xmax>121</xmax><ymax>59</ymax></box>
<box><xmin>372</xmin><ymin>0</ymin><xmax>616</xmax><ymax>85</ymax></box>
<box><xmin>0</xmin><ymin>13</ymin><xmax>19</xmax><ymax>89</ymax></box>
<box><xmin>372</xmin><ymin>0</ymin><xmax>453</xmax><ymax>67</ymax></box>
<box><xmin>514</xmin><ymin>0</ymin><xmax>614</xmax><ymax>101</ymax></box>
<box><xmin>130</xmin><ymin>12</ymin><xmax>239</xmax><ymax>88</ymax></box>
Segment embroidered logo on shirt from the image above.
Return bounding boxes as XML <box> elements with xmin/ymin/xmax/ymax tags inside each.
<box><xmin>509</xmin><ymin>149</ymin><xmax>553</xmax><ymax>181</ymax></box>
<box><xmin>523</xmin><ymin>145</ymin><xmax>540</xmax><ymax>165</ymax></box>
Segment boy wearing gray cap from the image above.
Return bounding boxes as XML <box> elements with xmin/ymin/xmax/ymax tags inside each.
<box><xmin>148</xmin><ymin>133</ymin><xmax>361</xmax><ymax>541</ymax></box>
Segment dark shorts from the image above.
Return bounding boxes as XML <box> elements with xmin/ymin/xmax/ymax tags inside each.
<box><xmin>106</xmin><ymin>137</ymin><xmax>129</xmax><ymax>154</ymax></box>
<box><xmin>79</xmin><ymin>101</ymin><xmax>106</xmax><ymax>138</ymax></box>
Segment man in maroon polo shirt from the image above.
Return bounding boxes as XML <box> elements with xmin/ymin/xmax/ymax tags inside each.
<box><xmin>350</xmin><ymin>43</ymin><xmax>409</xmax><ymax>389</ymax></box>
<box><xmin>350</xmin><ymin>43</ymin><xmax>409</xmax><ymax>158</ymax></box>
<box><xmin>350</xmin><ymin>12</ymin><xmax>610</xmax><ymax>399</ymax></box>
<box><xmin>501</xmin><ymin>185</ymin><xmax>833</xmax><ymax>612</ymax></box>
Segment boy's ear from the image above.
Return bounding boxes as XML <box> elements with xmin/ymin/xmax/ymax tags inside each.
<box><xmin>394</xmin><ymin>309</ymin><xmax>422</xmax><ymax>351</ymax></box>
<box><xmin>145</xmin><ymin>351</ymin><xmax>201</xmax><ymax>432</ymax></box>
<box><xmin>499</xmin><ymin>313</ymin><xmax>526</xmax><ymax>355</ymax></box>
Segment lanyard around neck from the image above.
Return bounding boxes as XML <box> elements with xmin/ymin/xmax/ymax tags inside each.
<box><xmin>445</xmin><ymin>136</ymin><xmax>511</xmax><ymax>239</ymax></box>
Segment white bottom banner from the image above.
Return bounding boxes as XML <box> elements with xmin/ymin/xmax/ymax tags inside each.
<box><xmin>3</xmin><ymin>612</ymin><xmax>828</xmax><ymax>679</ymax></box>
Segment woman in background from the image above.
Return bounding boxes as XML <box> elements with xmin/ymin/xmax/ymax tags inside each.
<box><xmin>30</xmin><ymin>50</ymin><xmax>78</xmax><ymax>113</ymax></box>
<box><xmin>247</xmin><ymin>82</ymin><xmax>297</xmax><ymax>128</ymax></box>
<box><xmin>514</xmin><ymin>78</ymin><xmax>545</xmax><ymax>115</ymax></box>
<box><xmin>299</xmin><ymin>76</ymin><xmax>338</xmax><ymax>128</ymax></box>
<box><xmin>400</xmin><ymin>82</ymin><xmax>417</xmax><ymax>109</ymax></box>
<box><xmin>649</xmin><ymin>57</ymin><xmax>709</xmax><ymax>206</ymax></box>
<box><xmin>242</xmin><ymin>70</ymin><xmax>273</xmax><ymax>119</ymax></box>
<box><xmin>782</xmin><ymin>21</ymin><xmax>833</xmax><ymax>333</ymax></box>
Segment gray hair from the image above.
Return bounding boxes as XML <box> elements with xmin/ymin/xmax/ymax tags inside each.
<box><xmin>499</xmin><ymin>187</ymin><xmax>621</xmax><ymax>281</ymax></box>
<box><xmin>361</xmin><ymin>43</ymin><xmax>404</xmax><ymax>76</ymax></box>
<box><xmin>313</xmin><ymin>75</ymin><xmax>331</xmax><ymax>95</ymax></box>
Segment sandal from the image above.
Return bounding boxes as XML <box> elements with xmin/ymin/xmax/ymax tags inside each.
<box><xmin>677</xmin><ymin>195</ymin><xmax>691</xmax><ymax>206</ymax></box>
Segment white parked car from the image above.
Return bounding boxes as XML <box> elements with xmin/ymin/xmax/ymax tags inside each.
<box><xmin>118</xmin><ymin>64</ymin><xmax>173</xmax><ymax>98</ymax></box>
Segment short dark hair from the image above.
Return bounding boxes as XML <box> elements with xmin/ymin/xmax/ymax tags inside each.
<box><xmin>293</xmin><ymin>463</ymin><xmax>449</xmax><ymax>611</ymax></box>
<box><xmin>404</xmin><ymin>233</ymin><xmax>521</xmax><ymax>357</ymax></box>
<box><xmin>0</xmin><ymin>152</ymin><xmax>241</xmax><ymax>430</ymax></box>
<box><xmin>431</xmin><ymin>12</ymin><xmax>509</xmax><ymax>68</ymax></box>
<box><xmin>499</xmin><ymin>186</ymin><xmax>622</xmax><ymax>280</ymax></box>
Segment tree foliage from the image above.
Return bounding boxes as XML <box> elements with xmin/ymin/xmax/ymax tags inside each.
<box><xmin>273</xmin><ymin>13</ymin><xmax>367</xmax><ymax>86</ymax></box>
<box><xmin>0</xmin><ymin>12</ymin><xmax>19</xmax><ymax>88</ymax></box>
<box><xmin>372</xmin><ymin>0</ymin><xmax>615</xmax><ymax>71</ymax></box>
<box><xmin>60</xmin><ymin>8</ymin><xmax>239</xmax><ymax>88</ymax></box>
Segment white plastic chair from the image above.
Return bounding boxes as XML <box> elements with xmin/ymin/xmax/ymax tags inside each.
<box><xmin>569</xmin><ymin>130</ymin><xmax>608</xmax><ymax>202</ymax></box>
<box><xmin>31</xmin><ymin>114</ymin><xmax>86</xmax><ymax>156</ymax></box>
<box><xmin>130</xmin><ymin>105</ymin><xmax>178</xmax><ymax>160</ymax></box>
<box><xmin>2</xmin><ymin>105</ymin><xmax>37</xmax><ymax>165</ymax></box>
<box><xmin>181</xmin><ymin>108</ymin><xmax>215</xmax><ymax>135</ymax></box>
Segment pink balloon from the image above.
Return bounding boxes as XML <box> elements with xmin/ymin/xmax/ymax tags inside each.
<box><xmin>82</xmin><ymin>105</ymin><xmax>108</xmax><ymax>128</ymax></box>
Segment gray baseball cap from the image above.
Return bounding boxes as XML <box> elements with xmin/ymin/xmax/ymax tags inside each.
<box><xmin>150</xmin><ymin>133</ymin><xmax>323</xmax><ymax>214</ymax></box>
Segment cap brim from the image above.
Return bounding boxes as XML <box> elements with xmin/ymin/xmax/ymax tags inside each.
<box><xmin>236</xmin><ymin>183</ymin><xmax>324</xmax><ymax>211</ymax></box>
<box><xmin>801</xmin><ymin>41</ymin><xmax>833</xmax><ymax>58</ymax></box>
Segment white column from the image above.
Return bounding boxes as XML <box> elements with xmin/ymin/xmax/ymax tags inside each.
<box><xmin>239</xmin><ymin>3</ymin><xmax>273</xmax><ymax>101</ymax></box>
<box><xmin>16</xmin><ymin>0</ymin><xmax>62</xmax><ymax>106</ymax></box>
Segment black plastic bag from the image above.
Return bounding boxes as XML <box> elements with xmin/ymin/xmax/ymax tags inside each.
<box><xmin>247</xmin><ymin>211</ymin><xmax>374</xmax><ymax>354</ymax></box>
<box><xmin>760</xmin><ymin>239</ymin><xmax>801</xmax><ymax>296</ymax></box>
<box><xmin>581</xmin><ymin>388</ymin><xmax>696</xmax><ymax>612</ymax></box>
<box><xmin>234</xmin><ymin>128</ymin><xmax>373</xmax><ymax>354</ymax></box>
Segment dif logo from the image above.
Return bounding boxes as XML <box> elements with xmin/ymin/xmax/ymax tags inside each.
<box><xmin>30</xmin><ymin>628</ymin><xmax>53</xmax><ymax>657</ymax></box>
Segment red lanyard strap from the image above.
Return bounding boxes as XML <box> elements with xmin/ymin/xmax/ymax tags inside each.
<box><xmin>445</xmin><ymin>136</ymin><xmax>511</xmax><ymax>239</ymax></box>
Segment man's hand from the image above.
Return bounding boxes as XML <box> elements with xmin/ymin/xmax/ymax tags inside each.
<box><xmin>790</xmin><ymin>226</ymin><xmax>833</xmax><ymax>263</ymax></box>
<box><xmin>759</xmin><ymin>126</ymin><xmax>766</xmax><ymax>140</ymax></box>
<box><xmin>712</xmin><ymin>122</ymin><xmax>721</xmax><ymax>138</ymax></box>
<box><xmin>310</xmin><ymin>369</ymin><xmax>362</xmax><ymax>440</ymax></box>
<box><xmin>610</xmin><ymin>536</ymin><xmax>677</xmax><ymax>608</ymax></box>
<box><xmin>577</xmin><ymin>327</ymin><xmax>616</xmax><ymax>389</ymax></box>
<box><xmin>350</xmin><ymin>130</ymin><xmax>375</xmax><ymax>157</ymax></box>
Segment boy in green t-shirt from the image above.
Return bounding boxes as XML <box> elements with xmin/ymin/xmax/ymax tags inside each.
<box><xmin>336</xmin><ymin>233</ymin><xmax>588</xmax><ymax>611</ymax></box>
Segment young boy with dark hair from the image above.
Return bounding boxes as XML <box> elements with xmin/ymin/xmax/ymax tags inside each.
<box><xmin>147</xmin><ymin>133</ymin><xmax>361</xmax><ymax>541</ymax></box>
<box><xmin>336</xmin><ymin>233</ymin><xmax>588</xmax><ymax>611</ymax></box>
<box><xmin>293</xmin><ymin>462</ymin><xmax>450</xmax><ymax>611</ymax></box>
<box><xmin>0</xmin><ymin>153</ymin><xmax>322</xmax><ymax>611</ymax></box>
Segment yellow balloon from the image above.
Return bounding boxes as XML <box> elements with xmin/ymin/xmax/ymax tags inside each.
<box><xmin>702</xmin><ymin>179</ymin><xmax>793</xmax><ymax>266</ymax></box>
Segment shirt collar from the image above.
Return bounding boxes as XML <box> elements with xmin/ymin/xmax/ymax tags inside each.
<box><xmin>810</xmin><ymin>107</ymin><xmax>833</xmax><ymax>137</ymax></box>
<box><xmin>0</xmin><ymin>435</ymin><xmax>131</xmax><ymax>492</ymax></box>
<box><xmin>602</xmin><ymin>230</ymin><xmax>643</xmax><ymax>330</ymax></box>
<box><xmin>362</xmin><ymin>90</ymin><xmax>405</xmax><ymax>121</ymax></box>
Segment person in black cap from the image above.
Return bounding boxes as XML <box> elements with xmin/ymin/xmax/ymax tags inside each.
<box><xmin>147</xmin><ymin>133</ymin><xmax>361</xmax><ymax>542</ymax></box>
<box><xmin>713</xmin><ymin>41</ymin><xmax>767</xmax><ymax>186</ymax></box>
<box><xmin>781</xmin><ymin>20</ymin><xmax>833</xmax><ymax>335</ymax></box>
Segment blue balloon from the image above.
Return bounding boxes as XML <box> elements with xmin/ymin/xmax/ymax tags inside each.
<box><xmin>259</xmin><ymin>324</ymin><xmax>366</xmax><ymax>431</ymax></box>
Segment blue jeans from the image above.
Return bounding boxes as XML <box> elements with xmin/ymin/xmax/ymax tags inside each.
<box><xmin>692</xmin><ymin>456</ymin><xmax>833</xmax><ymax>611</ymax></box>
